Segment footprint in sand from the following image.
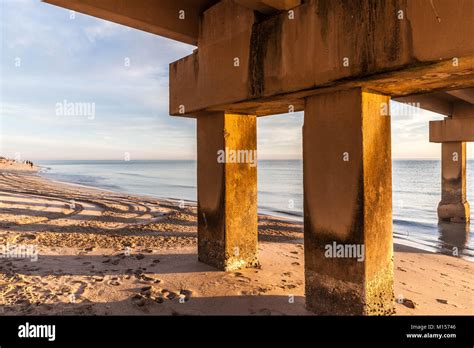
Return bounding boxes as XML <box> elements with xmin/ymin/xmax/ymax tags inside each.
<box><xmin>108</xmin><ymin>278</ymin><xmax>121</xmax><ymax>286</ymax></box>
<box><xmin>232</xmin><ymin>272</ymin><xmax>251</xmax><ymax>283</ymax></box>
<box><xmin>162</xmin><ymin>289</ymin><xmax>178</xmax><ymax>300</ymax></box>
<box><xmin>258</xmin><ymin>308</ymin><xmax>272</xmax><ymax>315</ymax></box>
<box><xmin>140</xmin><ymin>286</ymin><xmax>152</xmax><ymax>297</ymax></box>
<box><xmin>57</xmin><ymin>286</ymin><xmax>72</xmax><ymax>296</ymax></box>
<box><xmin>132</xmin><ymin>294</ymin><xmax>146</xmax><ymax>307</ymax></box>
<box><xmin>150</xmin><ymin>259</ymin><xmax>161</xmax><ymax>267</ymax></box>
<box><xmin>134</xmin><ymin>271</ymin><xmax>161</xmax><ymax>284</ymax></box>
<box><xmin>71</xmin><ymin>281</ymin><xmax>88</xmax><ymax>298</ymax></box>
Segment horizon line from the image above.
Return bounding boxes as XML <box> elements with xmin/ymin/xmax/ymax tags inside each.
<box><xmin>16</xmin><ymin>157</ymin><xmax>474</xmax><ymax>161</ymax></box>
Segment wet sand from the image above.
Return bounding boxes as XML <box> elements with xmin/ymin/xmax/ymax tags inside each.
<box><xmin>0</xmin><ymin>165</ymin><xmax>472</xmax><ymax>315</ymax></box>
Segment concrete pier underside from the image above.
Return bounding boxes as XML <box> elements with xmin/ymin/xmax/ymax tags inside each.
<box><xmin>42</xmin><ymin>0</ymin><xmax>474</xmax><ymax>315</ymax></box>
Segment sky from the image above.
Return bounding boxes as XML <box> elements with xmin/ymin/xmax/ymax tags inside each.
<box><xmin>0</xmin><ymin>0</ymin><xmax>472</xmax><ymax>161</ymax></box>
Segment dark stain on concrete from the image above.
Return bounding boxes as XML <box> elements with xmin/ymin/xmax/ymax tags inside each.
<box><xmin>442</xmin><ymin>176</ymin><xmax>463</xmax><ymax>202</ymax></box>
<box><xmin>316</xmin><ymin>0</ymin><xmax>330</xmax><ymax>46</ymax></box>
<box><xmin>248</xmin><ymin>16</ymin><xmax>282</xmax><ymax>98</ymax></box>
<box><xmin>197</xmin><ymin>173</ymin><xmax>226</xmax><ymax>270</ymax></box>
<box><xmin>192</xmin><ymin>52</ymin><xmax>199</xmax><ymax>76</ymax></box>
<box><xmin>339</xmin><ymin>0</ymin><xmax>409</xmax><ymax>74</ymax></box>
<box><xmin>303</xmin><ymin>160</ymin><xmax>366</xmax><ymax>284</ymax></box>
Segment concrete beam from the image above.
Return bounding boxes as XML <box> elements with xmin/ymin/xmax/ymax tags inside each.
<box><xmin>446</xmin><ymin>88</ymin><xmax>474</xmax><ymax>104</ymax></box>
<box><xmin>260</xmin><ymin>0</ymin><xmax>300</xmax><ymax>10</ymax></box>
<box><xmin>453</xmin><ymin>101</ymin><xmax>474</xmax><ymax>118</ymax></box>
<box><xmin>303</xmin><ymin>88</ymin><xmax>394</xmax><ymax>315</ymax></box>
<box><xmin>394</xmin><ymin>89</ymin><xmax>474</xmax><ymax>117</ymax></box>
<box><xmin>235</xmin><ymin>0</ymin><xmax>300</xmax><ymax>13</ymax></box>
<box><xmin>394</xmin><ymin>93</ymin><xmax>454</xmax><ymax>116</ymax></box>
<box><xmin>170</xmin><ymin>0</ymin><xmax>474</xmax><ymax>116</ymax></box>
<box><xmin>197</xmin><ymin>112</ymin><xmax>258</xmax><ymax>271</ymax></box>
<box><xmin>42</xmin><ymin>0</ymin><xmax>301</xmax><ymax>44</ymax></box>
<box><xmin>430</xmin><ymin>117</ymin><xmax>474</xmax><ymax>142</ymax></box>
<box><xmin>438</xmin><ymin>142</ymin><xmax>470</xmax><ymax>223</ymax></box>
<box><xmin>43</xmin><ymin>0</ymin><xmax>218</xmax><ymax>45</ymax></box>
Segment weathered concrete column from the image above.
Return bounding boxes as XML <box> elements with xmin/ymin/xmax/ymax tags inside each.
<box><xmin>430</xmin><ymin>102</ymin><xmax>473</xmax><ymax>223</ymax></box>
<box><xmin>303</xmin><ymin>88</ymin><xmax>394</xmax><ymax>315</ymax></box>
<box><xmin>197</xmin><ymin>112</ymin><xmax>258</xmax><ymax>271</ymax></box>
<box><xmin>438</xmin><ymin>142</ymin><xmax>470</xmax><ymax>223</ymax></box>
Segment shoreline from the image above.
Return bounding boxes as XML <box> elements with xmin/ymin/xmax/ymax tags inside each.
<box><xmin>0</xmin><ymin>167</ymin><xmax>472</xmax><ymax>315</ymax></box>
<box><xmin>37</xmin><ymin>166</ymin><xmax>473</xmax><ymax>261</ymax></box>
<box><xmin>34</xmin><ymin>171</ymin><xmax>455</xmax><ymax>256</ymax></box>
<box><xmin>9</xmin><ymin>164</ymin><xmax>474</xmax><ymax>261</ymax></box>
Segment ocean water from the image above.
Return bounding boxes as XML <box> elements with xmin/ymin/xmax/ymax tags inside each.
<box><xmin>37</xmin><ymin>160</ymin><xmax>474</xmax><ymax>260</ymax></box>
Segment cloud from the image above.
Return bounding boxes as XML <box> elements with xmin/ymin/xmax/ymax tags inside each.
<box><xmin>83</xmin><ymin>21</ymin><xmax>127</xmax><ymax>43</ymax></box>
<box><xmin>1</xmin><ymin>1</ymin><xmax>468</xmax><ymax>161</ymax></box>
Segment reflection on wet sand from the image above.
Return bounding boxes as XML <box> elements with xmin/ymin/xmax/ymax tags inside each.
<box><xmin>437</xmin><ymin>222</ymin><xmax>470</xmax><ymax>257</ymax></box>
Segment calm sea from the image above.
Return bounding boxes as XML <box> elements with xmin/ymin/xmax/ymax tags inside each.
<box><xmin>37</xmin><ymin>160</ymin><xmax>474</xmax><ymax>260</ymax></box>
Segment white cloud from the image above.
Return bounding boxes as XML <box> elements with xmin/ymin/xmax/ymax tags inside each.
<box><xmin>83</xmin><ymin>21</ymin><xmax>127</xmax><ymax>43</ymax></box>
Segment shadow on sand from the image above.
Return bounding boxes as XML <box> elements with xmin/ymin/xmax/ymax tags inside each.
<box><xmin>2</xmin><ymin>293</ymin><xmax>310</xmax><ymax>316</ymax></box>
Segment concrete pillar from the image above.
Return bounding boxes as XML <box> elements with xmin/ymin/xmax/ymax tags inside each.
<box><xmin>438</xmin><ymin>142</ymin><xmax>470</xmax><ymax>223</ymax></box>
<box><xmin>303</xmin><ymin>88</ymin><xmax>394</xmax><ymax>315</ymax></box>
<box><xmin>197</xmin><ymin>111</ymin><xmax>258</xmax><ymax>271</ymax></box>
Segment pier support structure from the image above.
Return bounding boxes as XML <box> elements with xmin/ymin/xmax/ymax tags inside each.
<box><xmin>197</xmin><ymin>112</ymin><xmax>258</xmax><ymax>271</ymax></box>
<box><xmin>438</xmin><ymin>142</ymin><xmax>470</xmax><ymax>223</ymax></box>
<box><xmin>430</xmin><ymin>103</ymin><xmax>474</xmax><ymax>223</ymax></box>
<box><xmin>303</xmin><ymin>89</ymin><xmax>394</xmax><ymax>315</ymax></box>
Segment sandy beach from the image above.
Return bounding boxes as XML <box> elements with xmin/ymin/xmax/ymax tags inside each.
<box><xmin>0</xmin><ymin>163</ymin><xmax>472</xmax><ymax>316</ymax></box>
